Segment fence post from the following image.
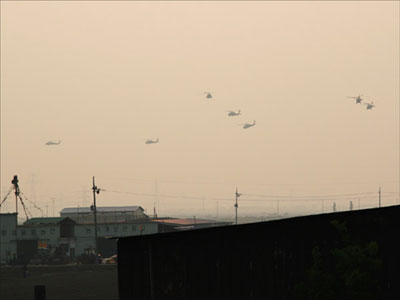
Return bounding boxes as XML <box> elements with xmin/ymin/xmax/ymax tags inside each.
<box><xmin>34</xmin><ymin>285</ymin><xmax>46</xmax><ymax>300</ymax></box>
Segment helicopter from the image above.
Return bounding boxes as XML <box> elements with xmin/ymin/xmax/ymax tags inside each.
<box><xmin>241</xmin><ymin>120</ymin><xmax>256</xmax><ymax>129</ymax></box>
<box><xmin>347</xmin><ymin>95</ymin><xmax>363</xmax><ymax>104</ymax></box>
<box><xmin>203</xmin><ymin>92</ymin><xmax>213</xmax><ymax>99</ymax></box>
<box><xmin>145</xmin><ymin>138</ymin><xmax>159</xmax><ymax>144</ymax></box>
<box><xmin>227</xmin><ymin>110</ymin><xmax>241</xmax><ymax>117</ymax></box>
<box><xmin>45</xmin><ymin>140</ymin><xmax>61</xmax><ymax>145</ymax></box>
<box><xmin>363</xmin><ymin>101</ymin><xmax>375</xmax><ymax>110</ymax></box>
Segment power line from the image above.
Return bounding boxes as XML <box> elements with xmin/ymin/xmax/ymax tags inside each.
<box><xmin>102</xmin><ymin>188</ymin><xmax>206</xmax><ymax>201</ymax></box>
<box><xmin>99</xmin><ymin>187</ymin><xmax>387</xmax><ymax>204</ymax></box>
<box><xmin>235</xmin><ymin>195</ymin><xmax>386</xmax><ymax>203</ymax></box>
<box><xmin>242</xmin><ymin>192</ymin><xmax>376</xmax><ymax>199</ymax></box>
<box><xmin>95</xmin><ymin>175</ymin><xmax>400</xmax><ymax>187</ymax></box>
<box><xmin>20</xmin><ymin>192</ymin><xmax>45</xmax><ymax>217</ymax></box>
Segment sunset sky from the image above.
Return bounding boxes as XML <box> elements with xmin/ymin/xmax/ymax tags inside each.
<box><xmin>1</xmin><ymin>1</ymin><xmax>399</xmax><ymax>220</ymax></box>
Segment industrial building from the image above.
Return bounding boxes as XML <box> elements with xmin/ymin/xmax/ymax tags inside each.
<box><xmin>13</xmin><ymin>216</ymin><xmax>158</xmax><ymax>262</ymax></box>
<box><xmin>60</xmin><ymin>206</ymin><xmax>148</xmax><ymax>223</ymax></box>
<box><xmin>1</xmin><ymin>205</ymin><xmax>230</xmax><ymax>264</ymax></box>
<box><xmin>17</xmin><ymin>217</ymin><xmax>76</xmax><ymax>262</ymax></box>
<box><xmin>0</xmin><ymin>213</ymin><xmax>18</xmax><ymax>264</ymax></box>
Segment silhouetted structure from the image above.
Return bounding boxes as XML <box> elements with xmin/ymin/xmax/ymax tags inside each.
<box><xmin>118</xmin><ymin>205</ymin><xmax>400</xmax><ymax>300</ymax></box>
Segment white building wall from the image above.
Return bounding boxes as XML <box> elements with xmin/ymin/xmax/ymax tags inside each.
<box><xmin>6</xmin><ymin>219</ymin><xmax>159</xmax><ymax>259</ymax></box>
<box><xmin>74</xmin><ymin>222</ymin><xmax>158</xmax><ymax>256</ymax></box>
<box><xmin>0</xmin><ymin>213</ymin><xmax>17</xmax><ymax>264</ymax></box>
<box><xmin>74</xmin><ymin>225</ymin><xmax>95</xmax><ymax>257</ymax></box>
<box><xmin>16</xmin><ymin>225</ymin><xmax>61</xmax><ymax>250</ymax></box>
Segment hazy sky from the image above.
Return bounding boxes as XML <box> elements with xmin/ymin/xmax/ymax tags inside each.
<box><xmin>1</xmin><ymin>1</ymin><xmax>399</xmax><ymax>220</ymax></box>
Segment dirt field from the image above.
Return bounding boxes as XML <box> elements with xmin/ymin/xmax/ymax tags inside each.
<box><xmin>0</xmin><ymin>264</ymin><xmax>118</xmax><ymax>300</ymax></box>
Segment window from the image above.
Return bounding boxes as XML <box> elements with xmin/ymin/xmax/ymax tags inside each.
<box><xmin>1</xmin><ymin>230</ymin><xmax>6</xmax><ymax>236</ymax></box>
<box><xmin>40</xmin><ymin>229</ymin><xmax>46</xmax><ymax>235</ymax></box>
<box><xmin>105</xmin><ymin>226</ymin><xmax>110</xmax><ymax>232</ymax></box>
<box><xmin>122</xmin><ymin>226</ymin><xmax>127</xmax><ymax>232</ymax></box>
<box><xmin>31</xmin><ymin>229</ymin><xmax>36</xmax><ymax>236</ymax></box>
<box><xmin>21</xmin><ymin>229</ymin><xmax>26</xmax><ymax>236</ymax></box>
<box><xmin>50</xmin><ymin>228</ymin><xmax>55</xmax><ymax>234</ymax></box>
<box><xmin>86</xmin><ymin>228</ymin><xmax>91</xmax><ymax>234</ymax></box>
<box><xmin>113</xmin><ymin>226</ymin><xmax>119</xmax><ymax>232</ymax></box>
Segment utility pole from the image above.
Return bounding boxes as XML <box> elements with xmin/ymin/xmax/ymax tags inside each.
<box><xmin>378</xmin><ymin>187</ymin><xmax>381</xmax><ymax>208</ymax></box>
<box><xmin>51</xmin><ymin>198</ymin><xmax>55</xmax><ymax>217</ymax></box>
<box><xmin>234</xmin><ymin>188</ymin><xmax>241</xmax><ymax>225</ymax></box>
<box><xmin>154</xmin><ymin>179</ymin><xmax>158</xmax><ymax>219</ymax></box>
<box><xmin>92</xmin><ymin>177</ymin><xmax>101</xmax><ymax>261</ymax></box>
<box><xmin>277</xmin><ymin>198</ymin><xmax>279</xmax><ymax>215</ymax></box>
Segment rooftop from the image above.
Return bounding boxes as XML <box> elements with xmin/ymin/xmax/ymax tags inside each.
<box><xmin>24</xmin><ymin>217</ymin><xmax>74</xmax><ymax>225</ymax></box>
<box><xmin>152</xmin><ymin>218</ymin><xmax>221</xmax><ymax>226</ymax></box>
<box><xmin>60</xmin><ymin>206</ymin><xmax>143</xmax><ymax>214</ymax></box>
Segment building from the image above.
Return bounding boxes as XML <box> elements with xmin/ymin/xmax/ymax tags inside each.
<box><xmin>2</xmin><ymin>206</ymin><xmax>230</xmax><ymax>264</ymax></box>
<box><xmin>15</xmin><ymin>217</ymin><xmax>158</xmax><ymax>261</ymax></box>
<box><xmin>74</xmin><ymin>220</ymin><xmax>158</xmax><ymax>257</ymax></box>
<box><xmin>154</xmin><ymin>218</ymin><xmax>232</xmax><ymax>232</ymax></box>
<box><xmin>17</xmin><ymin>217</ymin><xmax>76</xmax><ymax>262</ymax></box>
<box><xmin>0</xmin><ymin>213</ymin><xmax>17</xmax><ymax>264</ymax></box>
<box><xmin>60</xmin><ymin>206</ymin><xmax>148</xmax><ymax>223</ymax></box>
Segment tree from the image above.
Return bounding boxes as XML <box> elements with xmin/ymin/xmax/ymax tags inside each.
<box><xmin>295</xmin><ymin>220</ymin><xmax>384</xmax><ymax>300</ymax></box>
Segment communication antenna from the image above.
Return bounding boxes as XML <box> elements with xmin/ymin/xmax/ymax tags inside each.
<box><xmin>92</xmin><ymin>176</ymin><xmax>101</xmax><ymax>260</ymax></box>
<box><xmin>11</xmin><ymin>175</ymin><xmax>20</xmax><ymax>214</ymax></box>
<box><xmin>10</xmin><ymin>176</ymin><xmax>32</xmax><ymax>221</ymax></box>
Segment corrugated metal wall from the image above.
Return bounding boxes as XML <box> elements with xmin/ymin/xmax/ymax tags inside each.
<box><xmin>118</xmin><ymin>206</ymin><xmax>400</xmax><ymax>300</ymax></box>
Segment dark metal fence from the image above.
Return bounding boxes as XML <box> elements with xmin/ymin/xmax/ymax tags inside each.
<box><xmin>118</xmin><ymin>205</ymin><xmax>400</xmax><ymax>300</ymax></box>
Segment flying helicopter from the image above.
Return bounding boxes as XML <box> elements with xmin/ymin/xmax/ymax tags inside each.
<box><xmin>347</xmin><ymin>95</ymin><xmax>363</xmax><ymax>104</ymax></box>
<box><xmin>363</xmin><ymin>101</ymin><xmax>375</xmax><ymax>110</ymax></box>
<box><xmin>45</xmin><ymin>140</ymin><xmax>61</xmax><ymax>145</ymax></box>
<box><xmin>227</xmin><ymin>110</ymin><xmax>241</xmax><ymax>117</ymax></box>
<box><xmin>203</xmin><ymin>92</ymin><xmax>213</xmax><ymax>99</ymax></box>
<box><xmin>145</xmin><ymin>138</ymin><xmax>159</xmax><ymax>144</ymax></box>
<box><xmin>241</xmin><ymin>120</ymin><xmax>256</xmax><ymax>129</ymax></box>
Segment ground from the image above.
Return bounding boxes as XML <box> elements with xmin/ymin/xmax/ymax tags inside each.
<box><xmin>0</xmin><ymin>264</ymin><xmax>118</xmax><ymax>300</ymax></box>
